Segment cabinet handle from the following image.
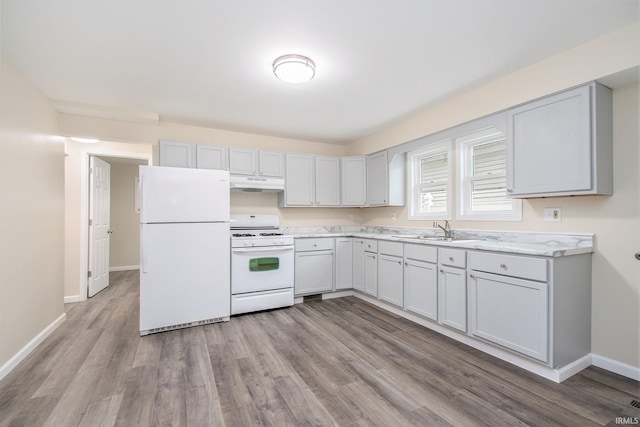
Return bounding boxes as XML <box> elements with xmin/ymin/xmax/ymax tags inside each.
<box><xmin>397</xmin><ymin>260</ymin><xmax>402</xmax><ymax>265</ymax></box>
<box><xmin>470</xmin><ymin>273</ymin><xmax>475</xmax><ymax>279</ymax></box>
<box><xmin>313</xmin><ymin>244</ymin><xmax>317</xmax><ymax>247</ymax></box>
<box><xmin>507</xmin><ymin>188</ymin><xmax>513</xmax><ymax>193</ymax></box>
<box><xmin>635</xmin><ymin>252</ymin><xmax>640</xmax><ymax>261</ymax></box>
<box><xmin>449</xmin><ymin>256</ymin><xmax>454</xmax><ymax>262</ymax></box>
<box><xmin>404</xmin><ymin>262</ymin><xmax>408</xmax><ymax>266</ymax></box>
<box><xmin>439</xmin><ymin>269</ymin><xmax>444</xmax><ymax>273</ymax></box>
<box><xmin>500</xmin><ymin>263</ymin><xmax>506</xmax><ymax>268</ymax></box>
<box><xmin>373</xmin><ymin>255</ymin><xmax>376</xmax><ymax>259</ymax></box>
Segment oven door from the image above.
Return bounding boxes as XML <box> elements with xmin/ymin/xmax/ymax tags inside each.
<box><xmin>231</xmin><ymin>245</ymin><xmax>294</xmax><ymax>294</ymax></box>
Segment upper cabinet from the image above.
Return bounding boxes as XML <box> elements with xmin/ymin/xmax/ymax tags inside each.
<box><xmin>158</xmin><ymin>140</ymin><xmax>195</xmax><ymax>168</ymax></box>
<box><xmin>279</xmin><ymin>154</ymin><xmax>340</xmax><ymax>207</ymax></box>
<box><xmin>159</xmin><ymin>140</ymin><xmax>228</xmax><ymax>170</ymax></box>
<box><xmin>229</xmin><ymin>148</ymin><xmax>284</xmax><ymax>177</ymax></box>
<box><xmin>506</xmin><ymin>82</ymin><xmax>613</xmax><ymax>198</ymax></box>
<box><xmin>341</xmin><ymin>156</ymin><xmax>367</xmax><ymax>206</ymax></box>
<box><xmin>280</xmin><ymin>153</ymin><xmax>315</xmax><ymax>206</ymax></box>
<box><xmin>259</xmin><ymin>151</ymin><xmax>285</xmax><ymax>177</ymax></box>
<box><xmin>315</xmin><ymin>156</ymin><xmax>341</xmax><ymax>206</ymax></box>
<box><xmin>367</xmin><ymin>151</ymin><xmax>405</xmax><ymax>206</ymax></box>
<box><xmin>196</xmin><ymin>144</ymin><xmax>228</xmax><ymax>170</ymax></box>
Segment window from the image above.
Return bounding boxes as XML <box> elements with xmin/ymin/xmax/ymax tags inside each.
<box><xmin>409</xmin><ymin>141</ymin><xmax>452</xmax><ymax>220</ymax></box>
<box><xmin>456</xmin><ymin>128</ymin><xmax>522</xmax><ymax>221</ymax></box>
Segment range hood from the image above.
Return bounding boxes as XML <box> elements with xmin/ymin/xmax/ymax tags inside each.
<box><xmin>229</xmin><ymin>175</ymin><xmax>285</xmax><ymax>192</ymax></box>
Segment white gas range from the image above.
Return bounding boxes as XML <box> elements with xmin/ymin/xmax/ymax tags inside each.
<box><xmin>230</xmin><ymin>215</ymin><xmax>294</xmax><ymax>315</ymax></box>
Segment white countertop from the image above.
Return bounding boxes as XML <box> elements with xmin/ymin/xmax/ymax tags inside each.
<box><xmin>284</xmin><ymin>227</ymin><xmax>595</xmax><ymax>257</ymax></box>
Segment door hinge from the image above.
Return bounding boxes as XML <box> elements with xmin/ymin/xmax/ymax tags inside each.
<box><xmin>89</xmin><ymin>167</ymin><xmax>93</xmax><ymax>174</ymax></box>
<box><xmin>89</xmin><ymin>218</ymin><xmax>92</xmax><ymax>226</ymax></box>
<box><xmin>88</xmin><ymin>270</ymin><xmax>92</xmax><ymax>278</ymax></box>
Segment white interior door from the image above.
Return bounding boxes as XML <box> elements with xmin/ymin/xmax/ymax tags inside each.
<box><xmin>88</xmin><ymin>156</ymin><xmax>111</xmax><ymax>297</ymax></box>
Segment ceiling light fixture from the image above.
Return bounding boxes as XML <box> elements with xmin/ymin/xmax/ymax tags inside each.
<box><xmin>272</xmin><ymin>54</ymin><xmax>316</xmax><ymax>84</ymax></box>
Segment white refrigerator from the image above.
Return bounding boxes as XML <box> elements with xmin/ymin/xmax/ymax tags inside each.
<box><xmin>139</xmin><ymin>166</ymin><xmax>230</xmax><ymax>335</ymax></box>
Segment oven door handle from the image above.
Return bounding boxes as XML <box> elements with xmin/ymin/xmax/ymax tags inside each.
<box><xmin>232</xmin><ymin>245</ymin><xmax>295</xmax><ymax>253</ymax></box>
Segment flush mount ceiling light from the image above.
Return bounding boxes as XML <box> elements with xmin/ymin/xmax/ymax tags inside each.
<box><xmin>272</xmin><ymin>54</ymin><xmax>316</xmax><ymax>84</ymax></box>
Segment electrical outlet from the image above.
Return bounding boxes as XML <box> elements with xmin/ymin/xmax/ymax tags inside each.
<box><xmin>348</xmin><ymin>214</ymin><xmax>354</xmax><ymax>222</ymax></box>
<box><xmin>391</xmin><ymin>212</ymin><xmax>397</xmax><ymax>221</ymax></box>
<box><xmin>544</xmin><ymin>208</ymin><xmax>562</xmax><ymax>222</ymax></box>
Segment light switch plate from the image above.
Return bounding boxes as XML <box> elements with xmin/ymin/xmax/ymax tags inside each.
<box><xmin>544</xmin><ymin>208</ymin><xmax>562</xmax><ymax>222</ymax></box>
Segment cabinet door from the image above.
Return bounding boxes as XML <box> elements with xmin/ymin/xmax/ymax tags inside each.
<box><xmin>259</xmin><ymin>151</ymin><xmax>284</xmax><ymax>177</ymax></box>
<box><xmin>352</xmin><ymin>239</ymin><xmax>365</xmax><ymax>291</ymax></box>
<box><xmin>404</xmin><ymin>259</ymin><xmax>438</xmax><ymax>321</ymax></box>
<box><xmin>284</xmin><ymin>154</ymin><xmax>315</xmax><ymax>206</ymax></box>
<box><xmin>366</xmin><ymin>151</ymin><xmax>388</xmax><ymax>206</ymax></box>
<box><xmin>363</xmin><ymin>251</ymin><xmax>378</xmax><ymax>297</ymax></box>
<box><xmin>294</xmin><ymin>250</ymin><xmax>334</xmax><ymax>295</ymax></box>
<box><xmin>335</xmin><ymin>238</ymin><xmax>353</xmax><ymax>290</ymax></box>
<box><xmin>158</xmin><ymin>140</ymin><xmax>195</xmax><ymax>168</ymax></box>
<box><xmin>507</xmin><ymin>84</ymin><xmax>592</xmax><ymax>197</ymax></box>
<box><xmin>315</xmin><ymin>156</ymin><xmax>341</xmax><ymax>206</ymax></box>
<box><xmin>469</xmin><ymin>271</ymin><xmax>549</xmax><ymax>362</ymax></box>
<box><xmin>341</xmin><ymin>156</ymin><xmax>366</xmax><ymax>206</ymax></box>
<box><xmin>196</xmin><ymin>145</ymin><xmax>228</xmax><ymax>170</ymax></box>
<box><xmin>438</xmin><ymin>266</ymin><xmax>467</xmax><ymax>332</ymax></box>
<box><xmin>229</xmin><ymin>148</ymin><xmax>257</xmax><ymax>176</ymax></box>
<box><xmin>378</xmin><ymin>254</ymin><xmax>403</xmax><ymax>307</ymax></box>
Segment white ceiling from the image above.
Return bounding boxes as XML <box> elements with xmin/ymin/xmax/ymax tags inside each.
<box><xmin>2</xmin><ymin>1</ymin><xmax>637</xmax><ymax>144</ymax></box>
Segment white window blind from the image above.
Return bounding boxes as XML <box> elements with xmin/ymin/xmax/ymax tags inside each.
<box><xmin>419</xmin><ymin>151</ymin><xmax>448</xmax><ymax>213</ymax></box>
<box><xmin>409</xmin><ymin>141</ymin><xmax>451</xmax><ymax>220</ymax></box>
<box><xmin>457</xmin><ymin>129</ymin><xmax>521</xmax><ymax>221</ymax></box>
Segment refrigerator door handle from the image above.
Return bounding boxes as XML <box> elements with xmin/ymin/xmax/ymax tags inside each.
<box><xmin>141</xmin><ymin>223</ymin><xmax>147</xmax><ymax>273</ymax></box>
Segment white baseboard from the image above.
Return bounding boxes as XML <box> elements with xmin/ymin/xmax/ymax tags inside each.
<box><xmin>0</xmin><ymin>313</ymin><xmax>66</xmax><ymax>382</ymax></box>
<box><xmin>64</xmin><ymin>295</ymin><xmax>85</xmax><ymax>303</ymax></box>
<box><xmin>557</xmin><ymin>354</ymin><xmax>593</xmax><ymax>382</ymax></box>
<box><xmin>109</xmin><ymin>265</ymin><xmax>140</xmax><ymax>272</ymax></box>
<box><xmin>592</xmin><ymin>354</ymin><xmax>640</xmax><ymax>381</ymax></box>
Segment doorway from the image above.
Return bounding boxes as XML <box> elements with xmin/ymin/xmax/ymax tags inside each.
<box><xmin>65</xmin><ymin>142</ymin><xmax>151</xmax><ymax>303</ymax></box>
<box><xmin>87</xmin><ymin>155</ymin><xmax>149</xmax><ymax>297</ymax></box>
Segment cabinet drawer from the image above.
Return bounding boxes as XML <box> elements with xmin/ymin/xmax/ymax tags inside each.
<box><xmin>404</xmin><ymin>244</ymin><xmax>437</xmax><ymax>263</ymax></box>
<box><xmin>295</xmin><ymin>238</ymin><xmax>335</xmax><ymax>252</ymax></box>
<box><xmin>363</xmin><ymin>239</ymin><xmax>378</xmax><ymax>253</ymax></box>
<box><xmin>469</xmin><ymin>251</ymin><xmax>547</xmax><ymax>282</ymax></box>
<box><xmin>378</xmin><ymin>241</ymin><xmax>403</xmax><ymax>257</ymax></box>
<box><xmin>438</xmin><ymin>248</ymin><xmax>466</xmax><ymax>268</ymax></box>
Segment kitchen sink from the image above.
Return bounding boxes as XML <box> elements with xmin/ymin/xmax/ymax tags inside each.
<box><xmin>392</xmin><ymin>235</ymin><xmax>477</xmax><ymax>242</ymax></box>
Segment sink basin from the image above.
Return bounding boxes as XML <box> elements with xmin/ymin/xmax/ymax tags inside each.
<box><xmin>392</xmin><ymin>235</ymin><xmax>476</xmax><ymax>243</ymax></box>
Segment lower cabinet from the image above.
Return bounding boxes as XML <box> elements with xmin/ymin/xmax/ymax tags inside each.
<box><xmin>438</xmin><ymin>266</ymin><xmax>467</xmax><ymax>332</ymax></box>
<box><xmin>363</xmin><ymin>250</ymin><xmax>378</xmax><ymax>297</ymax></box>
<box><xmin>294</xmin><ymin>238</ymin><xmax>334</xmax><ymax>296</ymax></box>
<box><xmin>335</xmin><ymin>238</ymin><xmax>353</xmax><ymax>290</ymax></box>
<box><xmin>404</xmin><ymin>258</ymin><xmax>438</xmax><ymax>321</ymax></box>
<box><xmin>468</xmin><ymin>270</ymin><xmax>548</xmax><ymax>363</ymax></box>
<box><xmin>377</xmin><ymin>241</ymin><xmax>404</xmax><ymax>307</ymax></box>
<box><xmin>352</xmin><ymin>239</ymin><xmax>365</xmax><ymax>291</ymax></box>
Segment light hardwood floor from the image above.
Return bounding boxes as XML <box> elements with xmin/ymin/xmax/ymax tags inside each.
<box><xmin>1</xmin><ymin>270</ymin><xmax>638</xmax><ymax>426</ymax></box>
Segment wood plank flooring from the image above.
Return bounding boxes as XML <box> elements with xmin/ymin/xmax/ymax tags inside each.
<box><xmin>1</xmin><ymin>270</ymin><xmax>638</xmax><ymax>426</ymax></box>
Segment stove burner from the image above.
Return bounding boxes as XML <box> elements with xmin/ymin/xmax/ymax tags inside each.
<box><xmin>232</xmin><ymin>233</ymin><xmax>256</xmax><ymax>237</ymax></box>
<box><xmin>260</xmin><ymin>232</ymin><xmax>283</xmax><ymax>236</ymax></box>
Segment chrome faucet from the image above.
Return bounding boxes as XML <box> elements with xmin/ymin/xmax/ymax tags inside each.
<box><xmin>433</xmin><ymin>220</ymin><xmax>452</xmax><ymax>239</ymax></box>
